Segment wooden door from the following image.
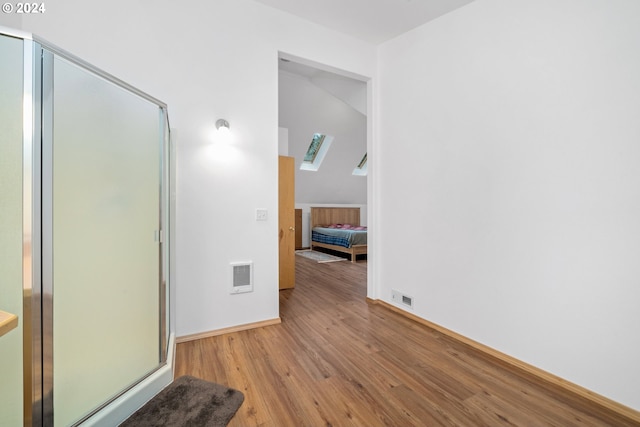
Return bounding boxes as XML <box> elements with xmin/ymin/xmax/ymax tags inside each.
<box><xmin>295</xmin><ymin>209</ymin><xmax>302</xmax><ymax>250</ymax></box>
<box><xmin>278</xmin><ymin>156</ymin><xmax>295</xmax><ymax>289</ymax></box>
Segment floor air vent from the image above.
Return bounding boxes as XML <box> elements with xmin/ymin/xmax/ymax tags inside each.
<box><xmin>392</xmin><ymin>289</ymin><xmax>414</xmax><ymax>309</ymax></box>
<box><xmin>230</xmin><ymin>262</ymin><xmax>253</xmax><ymax>294</ymax></box>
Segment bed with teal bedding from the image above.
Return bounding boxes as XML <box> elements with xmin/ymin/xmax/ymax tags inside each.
<box><xmin>310</xmin><ymin>207</ymin><xmax>367</xmax><ymax>263</ymax></box>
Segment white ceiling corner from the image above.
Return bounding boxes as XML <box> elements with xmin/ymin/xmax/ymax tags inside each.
<box><xmin>253</xmin><ymin>0</ymin><xmax>475</xmax><ymax>45</ymax></box>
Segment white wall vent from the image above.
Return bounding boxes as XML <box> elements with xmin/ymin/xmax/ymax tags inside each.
<box><xmin>230</xmin><ymin>261</ymin><xmax>253</xmax><ymax>294</ymax></box>
<box><xmin>392</xmin><ymin>289</ymin><xmax>413</xmax><ymax>309</ymax></box>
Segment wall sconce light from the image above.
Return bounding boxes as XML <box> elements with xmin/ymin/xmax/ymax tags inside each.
<box><xmin>215</xmin><ymin>119</ymin><xmax>230</xmax><ymax>131</ymax></box>
<box><xmin>214</xmin><ymin>118</ymin><xmax>231</xmax><ymax>144</ymax></box>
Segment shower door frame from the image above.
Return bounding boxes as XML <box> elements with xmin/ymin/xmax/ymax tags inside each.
<box><xmin>20</xmin><ymin>32</ymin><xmax>172</xmax><ymax>426</ymax></box>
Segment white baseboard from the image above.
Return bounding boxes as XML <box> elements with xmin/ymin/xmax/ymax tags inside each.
<box><xmin>176</xmin><ymin>317</ymin><xmax>281</xmax><ymax>343</ymax></box>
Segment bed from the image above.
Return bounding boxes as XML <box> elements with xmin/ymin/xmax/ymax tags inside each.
<box><xmin>310</xmin><ymin>207</ymin><xmax>367</xmax><ymax>263</ymax></box>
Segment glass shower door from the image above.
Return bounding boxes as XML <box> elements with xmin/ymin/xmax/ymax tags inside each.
<box><xmin>44</xmin><ymin>52</ymin><xmax>165</xmax><ymax>426</ymax></box>
<box><xmin>0</xmin><ymin>31</ymin><xmax>26</xmax><ymax>427</ymax></box>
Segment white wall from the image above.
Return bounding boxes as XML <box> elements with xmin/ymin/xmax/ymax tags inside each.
<box><xmin>278</xmin><ymin>127</ymin><xmax>289</xmax><ymax>156</ymax></box>
<box><xmin>308</xmin><ymin>74</ymin><xmax>367</xmax><ymax>116</ymax></box>
<box><xmin>20</xmin><ymin>0</ymin><xmax>376</xmax><ymax>337</ymax></box>
<box><xmin>377</xmin><ymin>0</ymin><xmax>640</xmax><ymax>410</ymax></box>
<box><xmin>279</xmin><ymin>71</ymin><xmax>367</xmax><ymax>204</ymax></box>
<box><xmin>0</xmin><ymin>10</ymin><xmax>21</xmax><ymax>28</ymax></box>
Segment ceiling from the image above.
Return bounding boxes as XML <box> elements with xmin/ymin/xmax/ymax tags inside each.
<box><xmin>279</xmin><ymin>58</ymin><xmax>368</xmax><ymax>115</ymax></box>
<box><xmin>279</xmin><ymin>59</ymin><xmax>328</xmax><ymax>79</ymax></box>
<box><xmin>278</xmin><ymin>59</ymin><xmax>363</xmax><ymax>84</ymax></box>
<box><xmin>254</xmin><ymin>0</ymin><xmax>475</xmax><ymax>44</ymax></box>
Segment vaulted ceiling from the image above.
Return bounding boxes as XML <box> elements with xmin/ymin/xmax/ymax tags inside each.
<box><xmin>253</xmin><ymin>0</ymin><xmax>475</xmax><ymax>44</ymax></box>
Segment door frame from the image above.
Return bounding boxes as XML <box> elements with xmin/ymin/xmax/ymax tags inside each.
<box><xmin>276</xmin><ymin>51</ymin><xmax>376</xmax><ymax>299</ymax></box>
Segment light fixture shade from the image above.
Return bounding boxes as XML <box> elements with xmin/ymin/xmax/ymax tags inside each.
<box><xmin>215</xmin><ymin>119</ymin><xmax>230</xmax><ymax>130</ymax></box>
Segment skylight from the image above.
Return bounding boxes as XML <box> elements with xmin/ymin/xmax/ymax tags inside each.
<box><xmin>300</xmin><ymin>133</ymin><xmax>333</xmax><ymax>171</ymax></box>
<box><xmin>352</xmin><ymin>153</ymin><xmax>367</xmax><ymax>176</ymax></box>
<box><xmin>304</xmin><ymin>133</ymin><xmax>324</xmax><ymax>162</ymax></box>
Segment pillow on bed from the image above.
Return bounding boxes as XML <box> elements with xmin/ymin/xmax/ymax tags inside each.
<box><xmin>325</xmin><ymin>224</ymin><xmax>364</xmax><ymax>230</ymax></box>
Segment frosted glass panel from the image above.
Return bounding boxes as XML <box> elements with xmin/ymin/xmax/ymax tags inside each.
<box><xmin>0</xmin><ymin>33</ymin><xmax>25</xmax><ymax>427</ymax></box>
<box><xmin>51</xmin><ymin>56</ymin><xmax>161</xmax><ymax>426</ymax></box>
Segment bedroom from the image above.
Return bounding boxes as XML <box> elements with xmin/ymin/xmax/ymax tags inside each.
<box><xmin>278</xmin><ymin>58</ymin><xmax>369</xmax><ymax>264</ymax></box>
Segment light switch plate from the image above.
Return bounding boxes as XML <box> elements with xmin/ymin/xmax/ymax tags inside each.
<box><xmin>256</xmin><ymin>208</ymin><xmax>268</xmax><ymax>221</ymax></box>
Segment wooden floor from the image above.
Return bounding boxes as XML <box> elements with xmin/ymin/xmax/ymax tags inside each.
<box><xmin>175</xmin><ymin>256</ymin><xmax>634</xmax><ymax>426</ymax></box>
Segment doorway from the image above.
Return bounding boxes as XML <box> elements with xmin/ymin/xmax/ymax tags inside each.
<box><xmin>277</xmin><ymin>53</ymin><xmax>371</xmax><ymax>294</ymax></box>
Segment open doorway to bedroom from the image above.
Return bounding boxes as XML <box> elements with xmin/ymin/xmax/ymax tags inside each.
<box><xmin>277</xmin><ymin>52</ymin><xmax>370</xmax><ymax>300</ymax></box>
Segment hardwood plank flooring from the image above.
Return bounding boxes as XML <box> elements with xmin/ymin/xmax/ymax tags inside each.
<box><xmin>175</xmin><ymin>257</ymin><xmax>635</xmax><ymax>426</ymax></box>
